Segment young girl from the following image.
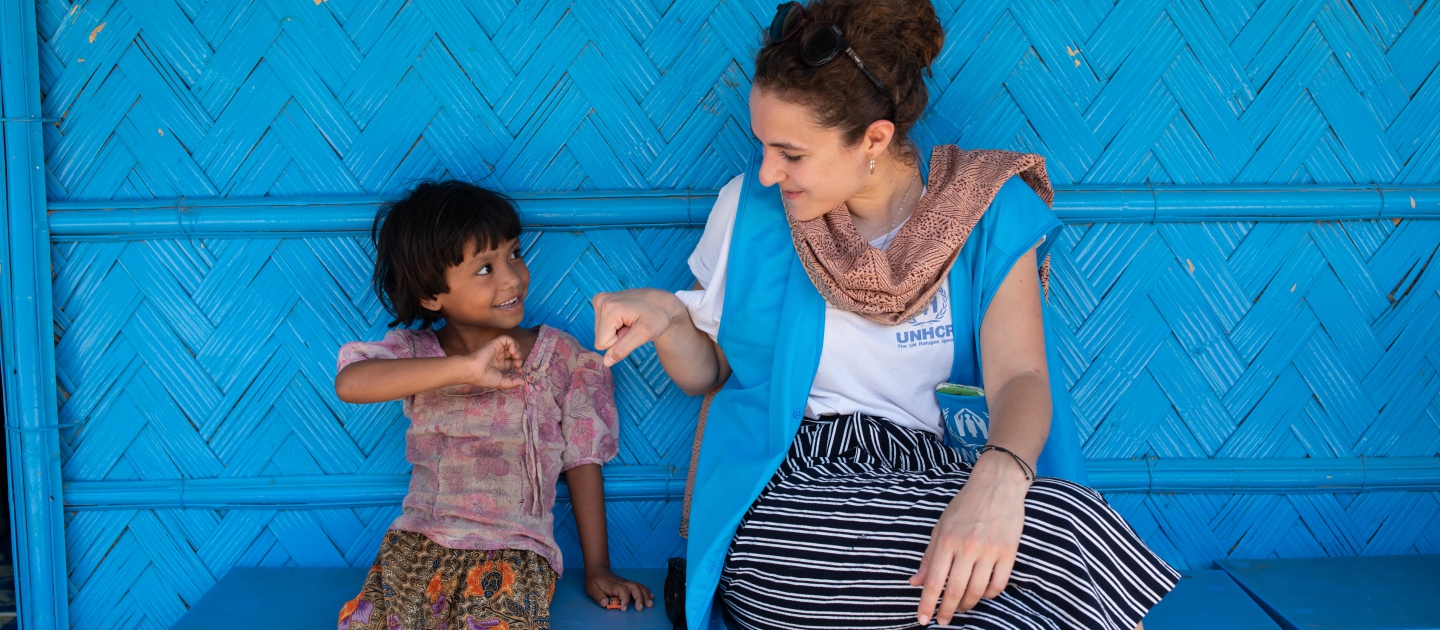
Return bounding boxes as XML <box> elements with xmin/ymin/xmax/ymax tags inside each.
<box><xmin>334</xmin><ymin>181</ymin><xmax>653</xmax><ymax>630</ymax></box>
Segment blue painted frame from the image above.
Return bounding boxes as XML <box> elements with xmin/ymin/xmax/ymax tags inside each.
<box><xmin>6</xmin><ymin>0</ymin><xmax>1440</xmax><ymax>626</ymax></box>
<box><xmin>2</xmin><ymin>0</ymin><xmax>66</xmax><ymax>628</ymax></box>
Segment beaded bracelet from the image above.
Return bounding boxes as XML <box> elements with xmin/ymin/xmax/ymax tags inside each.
<box><xmin>978</xmin><ymin>445</ymin><xmax>1036</xmax><ymax>482</ymax></box>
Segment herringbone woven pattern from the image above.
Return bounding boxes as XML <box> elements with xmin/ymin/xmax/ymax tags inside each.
<box><xmin>35</xmin><ymin>0</ymin><xmax>1440</xmax><ymax>628</ymax></box>
<box><xmin>1054</xmin><ymin>218</ymin><xmax>1440</xmax><ymax>563</ymax></box>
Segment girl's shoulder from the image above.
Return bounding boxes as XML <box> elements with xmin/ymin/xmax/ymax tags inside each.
<box><xmin>339</xmin><ymin>328</ymin><xmax>441</xmax><ymax>365</ymax></box>
<box><xmin>380</xmin><ymin>328</ymin><xmax>442</xmax><ymax>357</ymax></box>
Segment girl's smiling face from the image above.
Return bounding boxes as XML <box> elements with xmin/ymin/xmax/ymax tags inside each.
<box><xmin>420</xmin><ymin>238</ymin><xmax>529</xmax><ymax>329</ymax></box>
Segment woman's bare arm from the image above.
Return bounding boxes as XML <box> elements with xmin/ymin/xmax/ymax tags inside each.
<box><xmin>976</xmin><ymin>247</ymin><xmax>1052</xmax><ymax>466</ymax></box>
<box><xmin>912</xmin><ymin>248</ymin><xmax>1051</xmax><ymax>626</ymax></box>
<box><xmin>592</xmin><ymin>284</ymin><xmax>730</xmax><ymax>395</ymax></box>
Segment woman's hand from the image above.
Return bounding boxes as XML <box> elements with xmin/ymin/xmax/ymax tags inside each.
<box><xmin>910</xmin><ymin>452</ymin><xmax>1031</xmax><ymax>626</ymax></box>
<box><xmin>592</xmin><ymin>288</ymin><xmax>687</xmax><ymax>367</ymax></box>
<box><xmin>592</xmin><ymin>287</ymin><xmax>729</xmax><ymax>395</ymax></box>
<box><xmin>585</xmin><ymin>566</ymin><xmax>655</xmax><ymax>612</ymax></box>
<box><xmin>461</xmin><ymin>336</ymin><xmax>526</xmax><ymax>389</ymax></box>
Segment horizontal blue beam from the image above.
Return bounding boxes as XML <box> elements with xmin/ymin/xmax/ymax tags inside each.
<box><xmin>61</xmin><ymin>466</ymin><xmax>688</xmax><ymax>510</ymax></box>
<box><xmin>44</xmin><ymin>186</ymin><xmax>1440</xmax><ymax>239</ymax></box>
<box><xmin>46</xmin><ymin>191</ymin><xmax>719</xmax><ymax>239</ymax></box>
<box><xmin>1060</xmin><ymin>185</ymin><xmax>1440</xmax><ymax>222</ymax></box>
<box><xmin>59</xmin><ymin>457</ymin><xmax>1440</xmax><ymax>510</ymax></box>
<box><xmin>1084</xmin><ymin>457</ymin><xmax>1440</xmax><ymax>493</ymax></box>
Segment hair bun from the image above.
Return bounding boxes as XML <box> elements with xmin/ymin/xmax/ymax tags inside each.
<box><xmin>894</xmin><ymin>0</ymin><xmax>945</xmax><ymax>68</ymax></box>
<box><xmin>834</xmin><ymin>0</ymin><xmax>944</xmax><ymax>70</ymax></box>
<box><xmin>753</xmin><ymin>0</ymin><xmax>945</xmax><ymax>152</ymax></box>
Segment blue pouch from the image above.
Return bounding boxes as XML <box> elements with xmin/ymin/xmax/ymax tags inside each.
<box><xmin>936</xmin><ymin>383</ymin><xmax>988</xmax><ymax>464</ymax></box>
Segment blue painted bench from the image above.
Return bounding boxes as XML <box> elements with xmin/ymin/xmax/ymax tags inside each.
<box><xmin>1219</xmin><ymin>555</ymin><xmax>1440</xmax><ymax>630</ymax></box>
<box><xmin>1143</xmin><ymin>570</ymin><xmax>1280</xmax><ymax>630</ymax></box>
<box><xmin>171</xmin><ymin>567</ymin><xmax>672</xmax><ymax>630</ymax></box>
<box><xmin>169</xmin><ymin>564</ymin><xmax>1314</xmax><ymax>629</ymax></box>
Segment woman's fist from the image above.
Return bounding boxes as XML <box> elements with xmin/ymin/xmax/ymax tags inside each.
<box><xmin>592</xmin><ymin>289</ymin><xmax>685</xmax><ymax>367</ymax></box>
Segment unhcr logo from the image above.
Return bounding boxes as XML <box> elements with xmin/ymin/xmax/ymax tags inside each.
<box><xmin>908</xmin><ymin>285</ymin><xmax>948</xmax><ymax>326</ymax></box>
<box><xmin>943</xmin><ymin>407</ymin><xmax>989</xmax><ymax>442</ymax></box>
<box><xmin>896</xmin><ymin>286</ymin><xmax>952</xmax><ymax>347</ymax></box>
<box><xmin>896</xmin><ymin>324</ymin><xmax>953</xmax><ymax>344</ymax></box>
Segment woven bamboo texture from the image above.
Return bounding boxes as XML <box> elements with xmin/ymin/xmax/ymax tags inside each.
<box><xmin>28</xmin><ymin>0</ymin><xmax>1440</xmax><ymax>628</ymax></box>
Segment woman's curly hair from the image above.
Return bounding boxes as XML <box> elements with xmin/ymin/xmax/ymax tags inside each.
<box><xmin>754</xmin><ymin>0</ymin><xmax>945</xmax><ymax>158</ymax></box>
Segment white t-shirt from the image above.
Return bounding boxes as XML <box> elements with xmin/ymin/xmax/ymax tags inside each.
<box><xmin>676</xmin><ymin>175</ymin><xmax>952</xmax><ymax>434</ymax></box>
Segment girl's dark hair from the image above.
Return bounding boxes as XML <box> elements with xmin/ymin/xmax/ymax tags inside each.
<box><xmin>371</xmin><ymin>181</ymin><xmax>522</xmax><ymax>329</ymax></box>
<box><xmin>754</xmin><ymin>0</ymin><xmax>944</xmax><ymax>157</ymax></box>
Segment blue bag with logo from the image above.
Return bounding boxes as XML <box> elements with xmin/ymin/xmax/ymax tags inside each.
<box><xmin>936</xmin><ymin>383</ymin><xmax>988</xmax><ymax>463</ymax></box>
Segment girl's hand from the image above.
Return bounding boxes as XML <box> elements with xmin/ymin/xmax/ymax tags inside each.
<box><xmin>909</xmin><ymin>452</ymin><xmax>1031</xmax><ymax>626</ymax></box>
<box><xmin>461</xmin><ymin>336</ymin><xmax>526</xmax><ymax>389</ymax></box>
<box><xmin>585</xmin><ymin>567</ymin><xmax>655</xmax><ymax>612</ymax></box>
<box><xmin>592</xmin><ymin>288</ymin><xmax>687</xmax><ymax>367</ymax></box>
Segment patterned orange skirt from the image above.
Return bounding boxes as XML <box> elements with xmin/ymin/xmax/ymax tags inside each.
<box><xmin>338</xmin><ymin>530</ymin><xmax>557</xmax><ymax>630</ymax></box>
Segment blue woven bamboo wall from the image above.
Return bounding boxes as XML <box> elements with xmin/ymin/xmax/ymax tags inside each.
<box><xmin>18</xmin><ymin>0</ymin><xmax>1440</xmax><ymax>628</ymax></box>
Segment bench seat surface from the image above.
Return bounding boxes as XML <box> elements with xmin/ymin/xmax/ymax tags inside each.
<box><xmin>172</xmin><ymin>567</ymin><xmax>363</xmax><ymax>630</ymax></box>
<box><xmin>171</xmin><ymin>567</ymin><xmax>671</xmax><ymax>629</ymax></box>
<box><xmin>169</xmin><ymin>557</ymin><xmax>1440</xmax><ymax>629</ymax></box>
<box><xmin>1142</xmin><ymin>570</ymin><xmax>1280</xmax><ymax>630</ymax></box>
<box><xmin>1220</xmin><ymin>555</ymin><xmax>1440</xmax><ymax>630</ymax></box>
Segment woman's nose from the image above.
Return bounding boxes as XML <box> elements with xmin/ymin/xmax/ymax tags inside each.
<box><xmin>758</xmin><ymin>154</ymin><xmax>785</xmax><ymax>187</ymax></box>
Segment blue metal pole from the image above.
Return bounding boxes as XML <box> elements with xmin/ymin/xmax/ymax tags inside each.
<box><xmin>1</xmin><ymin>0</ymin><xmax>67</xmax><ymax>628</ymax></box>
<box><xmin>56</xmin><ymin>456</ymin><xmax>1440</xmax><ymax>510</ymax></box>
<box><xmin>42</xmin><ymin>185</ymin><xmax>1440</xmax><ymax>239</ymax></box>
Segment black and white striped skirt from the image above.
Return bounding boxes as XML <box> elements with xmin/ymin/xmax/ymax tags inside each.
<box><xmin>719</xmin><ymin>414</ymin><xmax>1178</xmax><ymax>630</ymax></box>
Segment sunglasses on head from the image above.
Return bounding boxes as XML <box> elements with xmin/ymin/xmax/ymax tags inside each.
<box><xmin>765</xmin><ymin>2</ymin><xmax>897</xmax><ymax>115</ymax></box>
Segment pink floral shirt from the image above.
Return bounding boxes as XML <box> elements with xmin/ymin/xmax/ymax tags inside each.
<box><xmin>337</xmin><ymin>325</ymin><xmax>619</xmax><ymax>574</ymax></box>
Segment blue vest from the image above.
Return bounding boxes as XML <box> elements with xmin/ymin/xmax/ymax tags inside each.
<box><xmin>684</xmin><ymin>152</ymin><xmax>1086</xmax><ymax>629</ymax></box>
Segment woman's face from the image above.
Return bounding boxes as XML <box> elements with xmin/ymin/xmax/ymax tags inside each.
<box><xmin>749</xmin><ymin>87</ymin><xmax>879</xmax><ymax>221</ymax></box>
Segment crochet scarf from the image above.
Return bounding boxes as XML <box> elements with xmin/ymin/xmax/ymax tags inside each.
<box><xmin>786</xmin><ymin>145</ymin><xmax>1055</xmax><ymax>325</ymax></box>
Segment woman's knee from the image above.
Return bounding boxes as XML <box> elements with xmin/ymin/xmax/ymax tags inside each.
<box><xmin>1029</xmin><ymin>476</ymin><xmax>1103</xmax><ymax>501</ymax></box>
<box><xmin>1024</xmin><ymin>477</ymin><xmax>1112</xmax><ymax>522</ymax></box>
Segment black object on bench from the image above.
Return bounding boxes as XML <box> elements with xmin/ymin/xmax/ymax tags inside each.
<box><xmin>171</xmin><ymin>567</ymin><xmax>672</xmax><ymax>629</ymax></box>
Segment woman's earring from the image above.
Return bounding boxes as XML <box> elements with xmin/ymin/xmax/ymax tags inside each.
<box><xmin>869</xmin><ymin>159</ymin><xmax>875</xmax><ymax>174</ymax></box>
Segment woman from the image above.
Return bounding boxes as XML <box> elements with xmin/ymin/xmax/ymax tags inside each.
<box><xmin>592</xmin><ymin>1</ymin><xmax>1178</xmax><ymax>628</ymax></box>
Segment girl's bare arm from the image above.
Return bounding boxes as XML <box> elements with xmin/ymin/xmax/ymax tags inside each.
<box><xmin>335</xmin><ymin>336</ymin><xmax>524</xmax><ymax>403</ymax></box>
<box><xmin>565</xmin><ymin>463</ymin><xmax>655</xmax><ymax>610</ymax></box>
